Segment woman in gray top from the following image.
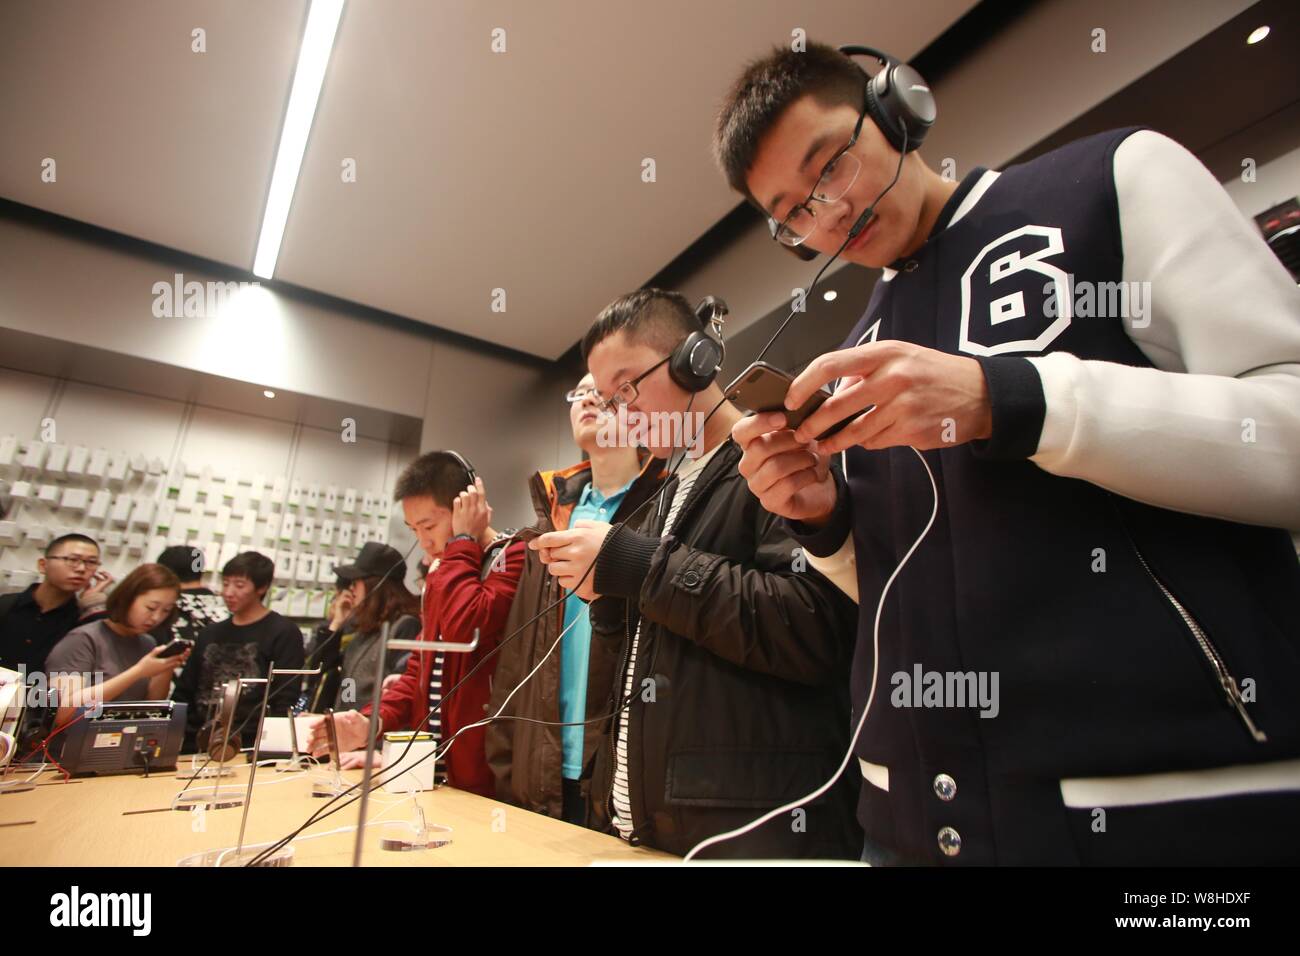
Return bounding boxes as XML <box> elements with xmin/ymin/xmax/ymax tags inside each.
<box><xmin>46</xmin><ymin>563</ymin><xmax>191</xmax><ymax>727</ymax></box>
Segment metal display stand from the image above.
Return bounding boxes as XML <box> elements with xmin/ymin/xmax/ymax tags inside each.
<box><xmin>352</xmin><ymin>623</ymin><xmax>479</xmax><ymax>865</ymax></box>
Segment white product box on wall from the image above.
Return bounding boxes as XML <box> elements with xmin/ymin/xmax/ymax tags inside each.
<box><xmin>274</xmin><ymin>551</ymin><xmax>295</xmax><ymax>582</ymax></box>
<box><xmin>323</xmin><ymin>486</ymin><xmax>339</xmax><ymax>512</ymax></box>
<box><xmin>86</xmin><ymin>448</ymin><xmax>108</xmax><ymax>479</ymax></box>
<box><xmin>88</xmin><ymin>489</ymin><xmax>112</xmax><ymax>520</ymax></box>
<box><xmin>217</xmin><ymin>541</ymin><xmax>238</xmax><ymax>570</ymax></box>
<box><xmin>0</xmin><ymin>436</ymin><xmax>17</xmax><ymax>469</ymax></box>
<box><xmin>60</xmin><ymin>488</ymin><xmax>90</xmax><ymax>512</ymax></box>
<box><xmin>6</xmin><ymin>569</ymin><xmax>37</xmax><ymax>590</ymax></box>
<box><xmin>106</xmin><ymin>454</ymin><xmax>129</xmax><ymax>488</ymax></box>
<box><xmin>305</xmin><ymin>484</ymin><xmax>320</xmax><ymax>511</ymax></box>
<box><xmin>109</xmin><ymin>494</ymin><xmax>133</xmax><ymax>526</ymax></box>
<box><xmin>45</xmin><ymin>444</ymin><xmax>70</xmax><ymax>476</ymax></box>
<box><xmin>0</xmin><ymin>521</ymin><xmax>23</xmax><ymax>547</ymax></box>
<box><xmin>249</xmin><ymin>474</ymin><xmax>265</xmax><ymax>501</ymax></box>
<box><xmin>9</xmin><ymin>480</ymin><xmax>32</xmax><ymax>501</ymax></box>
<box><xmin>21</xmin><ymin>441</ymin><xmax>48</xmax><ymax>470</ymax></box>
<box><xmin>341</xmin><ymin>489</ymin><xmax>357</xmax><ymax>515</ymax></box>
<box><xmin>103</xmin><ymin>530</ymin><xmax>124</xmax><ymax>551</ymax></box>
<box><xmin>129</xmin><ymin>496</ymin><xmax>155</xmax><ymax>528</ymax></box>
<box><xmin>24</xmin><ymin>524</ymin><xmax>53</xmax><ymax>548</ymax></box>
<box><xmin>287</xmin><ymin>480</ymin><xmax>303</xmax><ymax>509</ymax></box>
<box><xmin>37</xmin><ymin>484</ymin><xmax>59</xmax><ymax>504</ymax></box>
<box><xmin>67</xmin><ymin>445</ymin><xmax>89</xmax><ymax>476</ymax></box>
<box><xmin>317</xmin><ymin>554</ymin><xmax>338</xmax><ymax>583</ymax></box>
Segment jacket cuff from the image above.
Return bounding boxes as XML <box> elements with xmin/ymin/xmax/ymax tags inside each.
<box><xmin>969</xmin><ymin>356</ymin><xmax>1046</xmax><ymax>460</ymax></box>
<box><xmin>593</xmin><ymin>524</ymin><xmax>660</xmax><ymax>599</ymax></box>
<box><xmin>783</xmin><ymin>467</ymin><xmax>853</xmax><ymax>559</ymax></box>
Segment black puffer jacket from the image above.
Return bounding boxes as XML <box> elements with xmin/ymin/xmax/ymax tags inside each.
<box><xmin>588</xmin><ymin>438</ymin><xmax>862</xmax><ymax>859</ymax></box>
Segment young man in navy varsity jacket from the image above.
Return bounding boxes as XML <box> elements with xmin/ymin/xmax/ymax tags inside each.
<box><xmin>718</xmin><ymin>42</ymin><xmax>1300</xmax><ymax>864</ymax></box>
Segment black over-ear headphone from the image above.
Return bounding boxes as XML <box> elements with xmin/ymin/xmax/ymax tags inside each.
<box><xmin>667</xmin><ymin>296</ymin><xmax>728</xmax><ymax>393</ymax></box>
<box><xmin>775</xmin><ymin>45</ymin><xmax>937</xmax><ymax>262</ymax></box>
<box><xmin>444</xmin><ymin>449</ymin><xmax>477</xmax><ymax>486</ymax></box>
<box><xmin>839</xmin><ymin>44</ymin><xmax>935</xmax><ymax>155</ymax></box>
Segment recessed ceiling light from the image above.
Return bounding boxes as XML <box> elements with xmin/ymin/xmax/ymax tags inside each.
<box><xmin>1247</xmin><ymin>25</ymin><xmax>1269</xmax><ymax>44</ymax></box>
<box><xmin>823</xmin><ymin>290</ymin><xmax>838</xmax><ymax>301</ymax></box>
<box><xmin>252</xmin><ymin>0</ymin><xmax>347</xmax><ymax>280</ymax></box>
<box><xmin>263</xmin><ymin>390</ymin><xmax>276</xmax><ymax>399</ymax></box>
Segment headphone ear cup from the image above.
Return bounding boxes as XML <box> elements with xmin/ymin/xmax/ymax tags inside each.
<box><xmin>864</xmin><ymin>68</ymin><xmax>908</xmax><ymax>153</ymax></box>
<box><xmin>669</xmin><ymin>332</ymin><xmax>722</xmax><ymax>393</ymax></box>
<box><xmin>867</xmin><ymin>63</ymin><xmax>934</xmax><ymax>153</ymax></box>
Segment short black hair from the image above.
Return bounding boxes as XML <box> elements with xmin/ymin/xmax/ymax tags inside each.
<box><xmin>581</xmin><ymin>288</ymin><xmax>698</xmax><ymax>363</ymax></box>
<box><xmin>713</xmin><ymin>42</ymin><xmax>865</xmax><ymax>207</ymax></box>
<box><xmin>156</xmin><ymin>544</ymin><xmax>205</xmax><ymax>583</ymax></box>
<box><xmin>393</xmin><ymin>451</ymin><xmax>475</xmax><ymax>509</ymax></box>
<box><xmin>222</xmin><ymin>551</ymin><xmax>274</xmax><ymax>592</ymax></box>
<box><xmin>45</xmin><ymin>533</ymin><xmax>99</xmax><ymax>558</ymax></box>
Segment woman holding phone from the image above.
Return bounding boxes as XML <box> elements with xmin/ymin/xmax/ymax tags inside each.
<box><xmin>45</xmin><ymin>563</ymin><xmax>191</xmax><ymax>727</ymax></box>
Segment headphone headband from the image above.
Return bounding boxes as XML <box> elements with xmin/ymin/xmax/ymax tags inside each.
<box><xmin>444</xmin><ymin>449</ymin><xmax>477</xmax><ymax>485</ymax></box>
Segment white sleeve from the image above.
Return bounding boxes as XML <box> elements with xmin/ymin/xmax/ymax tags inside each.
<box><xmin>806</xmin><ymin>531</ymin><xmax>859</xmax><ymax>604</ymax></box>
<box><xmin>1027</xmin><ymin>130</ymin><xmax>1300</xmax><ymax>532</ymax></box>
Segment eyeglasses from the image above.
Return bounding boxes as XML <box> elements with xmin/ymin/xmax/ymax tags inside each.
<box><xmin>47</xmin><ymin>556</ymin><xmax>101</xmax><ymax>569</ymax></box>
<box><xmin>596</xmin><ymin>355</ymin><xmax>671</xmax><ymax>413</ymax></box>
<box><xmin>564</xmin><ymin>386</ymin><xmax>600</xmax><ymax>404</ymax></box>
<box><xmin>768</xmin><ymin>91</ymin><xmax>868</xmax><ymax>248</ymax></box>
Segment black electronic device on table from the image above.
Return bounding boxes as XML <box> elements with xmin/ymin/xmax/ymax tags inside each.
<box><xmin>58</xmin><ymin>700</ymin><xmax>188</xmax><ymax>776</ymax></box>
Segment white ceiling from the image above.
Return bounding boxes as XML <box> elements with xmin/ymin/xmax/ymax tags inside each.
<box><xmin>0</xmin><ymin>0</ymin><xmax>975</xmax><ymax>359</ymax></box>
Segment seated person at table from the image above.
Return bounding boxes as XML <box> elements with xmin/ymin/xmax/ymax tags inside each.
<box><xmin>173</xmin><ymin>551</ymin><xmax>305</xmax><ymax>752</ymax></box>
<box><xmin>305</xmin><ymin>452</ymin><xmax>525</xmax><ymax>796</ymax></box>
<box><xmin>46</xmin><ymin>563</ymin><xmax>190</xmax><ymax>728</ymax></box>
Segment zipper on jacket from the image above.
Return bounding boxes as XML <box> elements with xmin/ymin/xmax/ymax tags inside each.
<box><xmin>1128</xmin><ymin>542</ymin><xmax>1267</xmax><ymax>743</ymax></box>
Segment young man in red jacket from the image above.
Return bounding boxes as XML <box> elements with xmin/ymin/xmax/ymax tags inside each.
<box><xmin>306</xmin><ymin>450</ymin><xmax>525</xmax><ymax>797</ymax></box>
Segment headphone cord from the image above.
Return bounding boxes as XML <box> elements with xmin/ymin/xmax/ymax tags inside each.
<box><xmin>753</xmin><ymin>120</ymin><xmax>909</xmax><ymax>367</ymax></box>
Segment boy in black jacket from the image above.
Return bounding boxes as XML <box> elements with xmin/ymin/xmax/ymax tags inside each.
<box><xmin>532</xmin><ymin>289</ymin><xmax>861</xmax><ymax>859</ymax></box>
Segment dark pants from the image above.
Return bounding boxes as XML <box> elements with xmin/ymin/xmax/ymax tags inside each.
<box><xmin>562</xmin><ymin>778</ymin><xmax>586</xmax><ymax>827</ymax></box>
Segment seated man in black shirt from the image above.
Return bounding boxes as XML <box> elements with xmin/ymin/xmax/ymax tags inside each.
<box><xmin>173</xmin><ymin>551</ymin><xmax>304</xmax><ymax>753</ymax></box>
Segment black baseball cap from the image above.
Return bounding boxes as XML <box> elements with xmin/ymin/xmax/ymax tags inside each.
<box><xmin>335</xmin><ymin>541</ymin><xmax>406</xmax><ymax>582</ymax></box>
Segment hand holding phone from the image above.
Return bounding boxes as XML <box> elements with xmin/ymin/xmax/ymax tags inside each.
<box><xmin>725</xmin><ymin>362</ymin><xmax>856</xmax><ymax>439</ymax></box>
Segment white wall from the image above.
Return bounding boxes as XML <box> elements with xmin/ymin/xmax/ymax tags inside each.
<box><xmin>0</xmin><ymin>368</ymin><xmax>421</xmax><ymax>603</ymax></box>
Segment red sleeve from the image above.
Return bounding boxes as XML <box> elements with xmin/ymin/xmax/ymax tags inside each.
<box><xmin>370</xmin><ymin>640</ymin><xmax>425</xmax><ymax>732</ymax></box>
<box><xmin>437</xmin><ymin>539</ymin><xmax>526</xmax><ymax>652</ymax></box>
